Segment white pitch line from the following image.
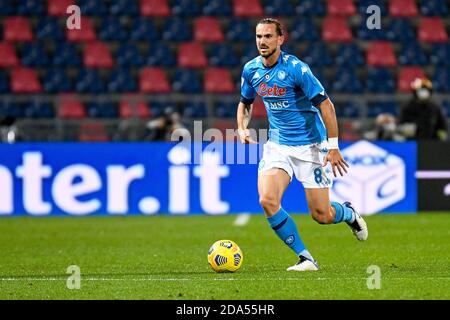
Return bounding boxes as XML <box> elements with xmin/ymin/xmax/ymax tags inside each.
<box><xmin>233</xmin><ymin>213</ymin><xmax>251</xmax><ymax>226</ymax></box>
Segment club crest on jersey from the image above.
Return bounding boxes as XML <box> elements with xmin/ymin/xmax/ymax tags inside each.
<box><xmin>257</xmin><ymin>82</ymin><xmax>286</xmax><ymax>97</ymax></box>
<box><xmin>277</xmin><ymin>71</ymin><xmax>286</xmax><ymax>80</ymax></box>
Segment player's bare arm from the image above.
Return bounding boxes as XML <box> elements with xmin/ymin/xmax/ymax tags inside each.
<box><xmin>237</xmin><ymin>101</ymin><xmax>257</xmax><ymax>144</ymax></box>
<box><xmin>318</xmin><ymin>98</ymin><xmax>349</xmax><ymax>177</ymax></box>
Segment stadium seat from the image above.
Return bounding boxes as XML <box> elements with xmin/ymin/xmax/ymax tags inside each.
<box><xmin>209</xmin><ymin>44</ymin><xmax>239</xmax><ymax>67</ymax></box>
<box><xmin>119</xmin><ymin>95</ymin><xmax>151</xmax><ymax>118</ymax></box>
<box><xmin>442</xmin><ymin>100</ymin><xmax>450</xmax><ymax>117</ymax></box>
<box><xmin>358</xmin><ymin>0</ymin><xmax>387</xmax><ymax>15</ymax></box>
<box><xmin>172</xmin><ymin>69</ymin><xmax>202</xmax><ymax>93</ymax></box>
<box><xmin>183</xmin><ymin>102</ymin><xmax>208</xmax><ymax>118</ymax></box>
<box><xmin>0</xmin><ymin>43</ymin><xmax>19</xmax><ymax>67</ymax></box>
<box><xmin>398</xmin><ymin>67</ymin><xmax>426</xmax><ymax>92</ymax></box>
<box><xmin>432</xmin><ymin>67</ymin><xmax>450</xmax><ymax>92</ymax></box>
<box><xmin>303</xmin><ymin>42</ymin><xmax>333</xmax><ymax>67</ymax></box>
<box><xmin>252</xmin><ymin>97</ymin><xmax>267</xmax><ymax>118</ymax></box>
<box><xmin>215</xmin><ymin>101</ymin><xmax>236</xmax><ymax>118</ymax></box>
<box><xmin>418</xmin><ymin>17</ymin><xmax>448</xmax><ymax>42</ymax></box>
<box><xmin>327</xmin><ymin>0</ymin><xmax>356</xmax><ymax>17</ymax></box>
<box><xmin>226</xmin><ymin>18</ymin><xmax>253</xmax><ymax>41</ymax></box>
<box><xmin>398</xmin><ymin>41</ymin><xmax>428</xmax><ymax>65</ymax></box>
<box><xmin>194</xmin><ymin>17</ymin><xmax>224</xmax><ymax>42</ymax></box>
<box><xmin>335</xmin><ymin>101</ymin><xmax>360</xmax><ymax>118</ymax></box>
<box><xmin>204</xmin><ymin>68</ymin><xmax>235</xmax><ymax>93</ymax></box>
<box><xmin>162</xmin><ymin>18</ymin><xmax>192</xmax><ymax>41</ymax></box>
<box><xmin>0</xmin><ymin>101</ymin><xmax>24</xmax><ymax>118</ymax></box>
<box><xmin>419</xmin><ymin>0</ymin><xmax>449</xmax><ymax>16</ymax></box>
<box><xmin>52</xmin><ymin>43</ymin><xmax>82</xmax><ymax>67</ymax></box>
<box><xmin>58</xmin><ymin>94</ymin><xmax>86</xmax><ymax>118</ymax></box>
<box><xmin>36</xmin><ymin>17</ymin><xmax>64</xmax><ymax>40</ymax></box>
<box><xmin>0</xmin><ymin>71</ymin><xmax>10</xmax><ymax>93</ymax></box>
<box><xmin>386</xmin><ymin>19</ymin><xmax>416</xmax><ymax>42</ymax></box>
<box><xmin>80</xmin><ymin>0</ymin><xmax>108</xmax><ymax>15</ymax></box>
<box><xmin>79</xmin><ymin>122</ymin><xmax>110</xmax><ymax>142</ymax></box>
<box><xmin>335</xmin><ymin>44</ymin><xmax>364</xmax><ymax>67</ymax></box>
<box><xmin>178</xmin><ymin>43</ymin><xmax>207</xmax><ymax>68</ymax></box>
<box><xmin>366</xmin><ymin>41</ymin><xmax>397</xmax><ymax>67</ymax></box>
<box><xmin>172</xmin><ymin>0</ymin><xmax>201</xmax><ymax>16</ymax></box>
<box><xmin>98</xmin><ymin>17</ymin><xmax>128</xmax><ymax>41</ymax></box>
<box><xmin>430</xmin><ymin>43</ymin><xmax>450</xmax><ymax>65</ymax></box>
<box><xmin>83</xmin><ymin>42</ymin><xmax>114</xmax><ymax>68</ymax></box>
<box><xmin>107</xmin><ymin>68</ymin><xmax>137</xmax><ymax>93</ymax></box>
<box><xmin>130</xmin><ymin>18</ymin><xmax>158</xmax><ymax>41</ymax></box>
<box><xmin>332</xmin><ymin>67</ymin><xmax>363</xmax><ymax>93</ymax></box>
<box><xmin>367</xmin><ymin>68</ymin><xmax>396</xmax><ymax>93</ymax></box>
<box><xmin>86</xmin><ymin>102</ymin><xmax>118</xmax><ymax>118</ymax></box>
<box><xmin>141</xmin><ymin>0</ymin><xmax>170</xmax><ymax>16</ymax></box>
<box><xmin>389</xmin><ymin>0</ymin><xmax>418</xmax><ymax>17</ymax></box>
<box><xmin>66</xmin><ymin>17</ymin><xmax>97</xmax><ymax>42</ymax></box>
<box><xmin>110</xmin><ymin>0</ymin><xmax>139</xmax><ymax>16</ymax></box>
<box><xmin>203</xmin><ymin>0</ymin><xmax>232</xmax><ymax>16</ymax></box>
<box><xmin>139</xmin><ymin>67</ymin><xmax>171</xmax><ymax>93</ymax></box>
<box><xmin>240</xmin><ymin>43</ymin><xmax>259</xmax><ymax>65</ymax></box>
<box><xmin>116</xmin><ymin>44</ymin><xmax>144</xmax><ymax>67</ymax></box>
<box><xmin>290</xmin><ymin>18</ymin><xmax>320</xmax><ymax>41</ymax></box>
<box><xmin>75</xmin><ymin>68</ymin><xmax>106</xmax><ymax>93</ymax></box>
<box><xmin>295</xmin><ymin>0</ymin><xmax>325</xmax><ymax>15</ymax></box>
<box><xmin>264</xmin><ymin>0</ymin><xmax>294</xmax><ymax>16</ymax></box>
<box><xmin>47</xmin><ymin>0</ymin><xmax>74</xmax><ymax>16</ymax></box>
<box><xmin>17</xmin><ymin>0</ymin><xmax>45</xmax><ymax>15</ymax></box>
<box><xmin>0</xmin><ymin>0</ymin><xmax>16</xmax><ymax>15</ymax></box>
<box><xmin>11</xmin><ymin>68</ymin><xmax>42</xmax><ymax>93</ymax></box>
<box><xmin>43</xmin><ymin>68</ymin><xmax>72</xmax><ymax>93</ymax></box>
<box><xmin>3</xmin><ymin>17</ymin><xmax>33</xmax><ymax>42</ymax></box>
<box><xmin>147</xmin><ymin>43</ymin><xmax>176</xmax><ymax>66</ymax></box>
<box><xmin>322</xmin><ymin>17</ymin><xmax>353</xmax><ymax>42</ymax></box>
<box><xmin>21</xmin><ymin>43</ymin><xmax>50</xmax><ymax>67</ymax></box>
<box><xmin>367</xmin><ymin>101</ymin><xmax>400</xmax><ymax>117</ymax></box>
<box><xmin>233</xmin><ymin>0</ymin><xmax>263</xmax><ymax>17</ymax></box>
<box><xmin>24</xmin><ymin>101</ymin><xmax>54</xmax><ymax>118</ymax></box>
<box><xmin>312</xmin><ymin>68</ymin><xmax>331</xmax><ymax>92</ymax></box>
<box><xmin>357</xmin><ymin>19</ymin><xmax>386</xmax><ymax>40</ymax></box>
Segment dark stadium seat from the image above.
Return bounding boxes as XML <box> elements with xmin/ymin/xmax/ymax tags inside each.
<box><xmin>432</xmin><ymin>67</ymin><xmax>450</xmax><ymax>92</ymax></box>
<box><xmin>240</xmin><ymin>43</ymin><xmax>259</xmax><ymax>65</ymax></box>
<box><xmin>194</xmin><ymin>17</ymin><xmax>224</xmax><ymax>42</ymax></box>
<box><xmin>110</xmin><ymin>0</ymin><xmax>139</xmax><ymax>16</ymax></box>
<box><xmin>183</xmin><ymin>102</ymin><xmax>208</xmax><ymax>118</ymax></box>
<box><xmin>398</xmin><ymin>67</ymin><xmax>426</xmax><ymax>92</ymax></box>
<box><xmin>21</xmin><ymin>43</ymin><xmax>50</xmax><ymax>67</ymax></box>
<box><xmin>303</xmin><ymin>42</ymin><xmax>333</xmax><ymax>67</ymax></box>
<box><xmin>226</xmin><ymin>18</ymin><xmax>254</xmax><ymax>41</ymax></box>
<box><xmin>418</xmin><ymin>17</ymin><xmax>448</xmax><ymax>42</ymax></box>
<box><xmin>116</xmin><ymin>44</ymin><xmax>144</xmax><ymax>67</ymax></box>
<box><xmin>162</xmin><ymin>18</ymin><xmax>192</xmax><ymax>41</ymax></box>
<box><xmin>215</xmin><ymin>101</ymin><xmax>236</xmax><ymax>118</ymax></box>
<box><xmin>147</xmin><ymin>43</ymin><xmax>176</xmax><ymax>67</ymax></box>
<box><xmin>312</xmin><ymin>68</ymin><xmax>331</xmax><ymax>92</ymax></box>
<box><xmin>24</xmin><ymin>101</ymin><xmax>54</xmax><ymax>118</ymax></box>
<box><xmin>0</xmin><ymin>43</ymin><xmax>19</xmax><ymax>67</ymax></box>
<box><xmin>171</xmin><ymin>69</ymin><xmax>202</xmax><ymax>93</ymax></box>
<box><xmin>442</xmin><ymin>100</ymin><xmax>450</xmax><ymax>117</ymax></box>
<box><xmin>389</xmin><ymin>0</ymin><xmax>418</xmax><ymax>17</ymax></box>
<box><xmin>141</xmin><ymin>0</ymin><xmax>170</xmax><ymax>17</ymax></box>
<box><xmin>335</xmin><ymin>101</ymin><xmax>360</xmax><ymax>118</ymax></box>
<box><xmin>119</xmin><ymin>95</ymin><xmax>151</xmax><ymax>118</ymax></box>
<box><xmin>322</xmin><ymin>17</ymin><xmax>353</xmax><ymax>42</ymax></box>
<box><xmin>367</xmin><ymin>101</ymin><xmax>400</xmax><ymax>117</ymax></box>
<box><xmin>203</xmin><ymin>0</ymin><xmax>232</xmax><ymax>16</ymax></box>
<box><xmin>332</xmin><ymin>67</ymin><xmax>363</xmax><ymax>93</ymax></box>
<box><xmin>419</xmin><ymin>0</ymin><xmax>449</xmax><ymax>16</ymax></box>
<box><xmin>3</xmin><ymin>16</ymin><xmax>33</xmax><ymax>42</ymax></box>
<box><xmin>58</xmin><ymin>94</ymin><xmax>86</xmax><ymax>119</ymax></box>
<box><xmin>79</xmin><ymin>122</ymin><xmax>110</xmax><ymax>142</ymax></box>
<box><xmin>17</xmin><ymin>0</ymin><xmax>45</xmax><ymax>15</ymax></box>
<box><xmin>430</xmin><ymin>43</ymin><xmax>450</xmax><ymax>65</ymax></box>
<box><xmin>0</xmin><ymin>101</ymin><xmax>24</xmax><ymax>118</ymax></box>
<box><xmin>367</xmin><ymin>68</ymin><xmax>396</xmax><ymax>93</ymax></box>
<box><xmin>43</xmin><ymin>68</ymin><xmax>72</xmax><ymax>93</ymax></box>
<box><xmin>264</xmin><ymin>0</ymin><xmax>294</xmax><ymax>16</ymax></box>
<box><xmin>357</xmin><ymin>19</ymin><xmax>386</xmax><ymax>40</ymax></box>
<box><xmin>386</xmin><ymin>19</ymin><xmax>416</xmax><ymax>42</ymax></box>
<box><xmin>51</xmin><ymin>42</ymin><xmax>82</xmax><ymax>67</ymax></box>
<box><xmin>130</xmin><ymin>18</ymin><xmax>159</xmax><ymax>41</ymax></box>
<box><xmin>107</xmin><ymin>69</ymin><xmax>137</xmax><ymax>93</ymax></box>
<box><xmin>36</xmin><ymin>17</ymin><xmax>64</xmax><ymax>40</ymax></box>
<box><xmin>233</xmin><ymin>0</ymin><xmax>263</xmax><ymax>17</ymax></box>
<box><xmin>83</xmin><ymin>42</ymin><xmax>114</xmax><ymax>68</ymax></box>
<box><xmin>357</xmin><ymin>0</ymin><xmax>387</xmax><ymax>15</ymax></box>
<box><xmin>398</xmin><ymin>41</ymin><xmax>428</xmax><ymax>65</ymax></box>
<box><xmin>335</xmin><ymin>44</ymin><xmax>364</xmax><ymax>67</ymax></box>
<box><xmin>290</xmin><ymin>18</ymin><xmax>320</xmax><ymax>41</ymax></box>
<box><xmin>0</xmin><ymin>71</ymin><xmax>9</xmax><ymax>93</ymax></box>
<box><xmin>295</xmin><ymin>0</ymin><xmax>325</xmax><ymax>15</ymax></box>
<box><xmin>327</xmin><ymin>0</ymin><xmax>356</xmax><ymax>17</ymax></box>
<box><xmin>11</xmin><ymin>68</ymin><xmax>42</xmax><ymax>93</ymax></box>
<box><xmin>75</xmin><ymin>68</ymin><xmax>106</xmax><ymax>93</ymax></box>
<box><xmin>178</xmin><ymin>42</ymin><xmax>207</xmax><ymax>68</ymax></box>
<box><xmin>139</xmin><ymin>67</ymin><xmax>171</xmax><ymax>93</ymax></box>
<box><xmin>172</xmin><ymin>0</ymin><xmax>201</xmax><ymax>16</ymax></box>
<box><xmin>80</xmin><ymin>0</ymin><xmax>108</xmax><ymax>16</ymax></box>
<box><xmin>66</xmin><ymin>17</ymin><xmax>97</xmax><ymax>42</ymax></box>
<box><xmin>86</xmin><ymin>102</ymin><xmax>118</xmax><ymax>118</ymax></box>
<box><xmin>209</xmin><ymin>44</ymin><xmax>239</xmax><ymax>67</ymax></box>
<box><xmin>366</xmin><ymin>41</ymin><xmax>397</xmax><ymax>67</ymax></box>
<box><xmin>98</xmin><ymin>17</ymin><xmax>128</xmax><ymax>41</ymax></box>
<box><xmin>204</xmin><ymin>68</ymin><xmax>235</xmax><ymax>93</ymax></box>
<box><xmin>0</xmin><ymin>0</ymin><xmax>16</xmax><ymax>15</ymax></box>
<box><xmin>47</xmin><ymin>0</ymin><xmax>73</xmax><ymax>16</ymax></box>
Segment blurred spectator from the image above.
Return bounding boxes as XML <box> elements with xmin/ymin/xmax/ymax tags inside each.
<box><xmin>0</xmin><ymin>116</ymin><xmax>19</xmax><ymax>143</ymax></box>
<box><xmin>364</xmin><ymin>113</ymin><xmax>405</xmax><ymax>141</ymax></box>
<box><xmin>145</xmin><ymin>106</ymin><xmax>189</xmax><ymax>142</ymax></box>
<box><xmin>398</xmin><ymin>78</ymin><xmax>448</xmax><ymax>141</ymax></box>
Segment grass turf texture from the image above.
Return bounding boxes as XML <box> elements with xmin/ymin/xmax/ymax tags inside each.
<box><xmin>0</xmin><ymin>213</ymin><xmax>449</xmax><ymax>300</ymax></box>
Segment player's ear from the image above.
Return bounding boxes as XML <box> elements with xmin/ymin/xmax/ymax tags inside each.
<box><xmin>278</xmin><ymin>35</ymin><xmax>284</xmax><ymax>46</ymax></box>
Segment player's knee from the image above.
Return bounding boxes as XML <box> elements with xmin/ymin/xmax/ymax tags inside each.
<box><xmin>259</xmin><ymin>195</ymin><xmax>280</xmax><ymax>216</ymax></box>
<box><xmin>311</xmin><ymin>208</ymin><xmax>333</xmax><ymax>224</ymax></box>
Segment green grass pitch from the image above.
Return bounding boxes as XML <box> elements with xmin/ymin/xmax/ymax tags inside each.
<box><xmin>0</xmin><ymin>213</ymin><xmax>449</xmax><ymax>300</ymax></box>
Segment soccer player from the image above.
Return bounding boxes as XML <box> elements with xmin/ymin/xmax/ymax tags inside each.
<box><xmin>236</xmin><ymin>18</ymin><xmax>368</xmax><ymax>271</ymax></box>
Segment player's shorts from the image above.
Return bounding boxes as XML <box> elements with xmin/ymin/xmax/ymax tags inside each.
<box><xmin>258</xmin><ymin>140</ymin><xmax>333</xmax><ymax>189</ymax></box>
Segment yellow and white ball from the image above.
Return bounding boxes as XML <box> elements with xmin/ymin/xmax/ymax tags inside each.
<box><xmin>207</xmin><ymin>240</ymin><xmax>243</xmax><ymax>273</ymax></box>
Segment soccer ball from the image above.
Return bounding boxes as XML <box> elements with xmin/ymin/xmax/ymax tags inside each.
<box><xmin>207</xmin><ymin>240</ymin><xmax>243</xmax><ymax>273</ymax></box>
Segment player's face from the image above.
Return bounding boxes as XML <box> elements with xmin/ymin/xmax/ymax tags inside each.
<box><xmin>255</xmin><ymin>24</ymin><xmax>283</xmax><ymax>58</ymax></box>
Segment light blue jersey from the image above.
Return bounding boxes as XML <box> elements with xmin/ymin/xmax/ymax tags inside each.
<box><xmin>240</xmin><ymin>50</ymin><xmax>328</xmax><ymax>146</ymax></box>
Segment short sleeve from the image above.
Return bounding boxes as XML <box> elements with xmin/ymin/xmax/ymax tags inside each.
<box><xmin>295</xmin><ymin>63</ymin><xmax>328</xmax><ymax>107</ymax></box>
<box><xmin>240</xmin><ymin>67</ymin><xmax>256</xmax><ymax>104</ymax></box>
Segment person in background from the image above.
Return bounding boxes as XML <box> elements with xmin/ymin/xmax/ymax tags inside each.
<box><xmin>0</xmin><ymin>116</ymin><xmax>19</xmax><ymax>143</ymax></box>
<box><xmin>364</xmin><ymin>112</ymin><xmax>405</xmax><ymax>141</ymax></box>
<box><xmin>398</xmin><ymin>78</ymin><xmax>448</xmax><ymax>141</ymax></box>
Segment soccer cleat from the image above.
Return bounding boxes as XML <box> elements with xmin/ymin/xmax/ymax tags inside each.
<box><xmin>286</xmin><ymin>255</ymin><xmax>319</xmax><ymax>272</ymax></box>
<box><xmin>344</xmin><ymin>202</ymin><xmax>368</xmax><ymax>241</ymax></box>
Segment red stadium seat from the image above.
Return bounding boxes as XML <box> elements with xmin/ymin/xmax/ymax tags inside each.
<box><xmin>194</xmin><ymin>17</ymin><xmax>224</xmax><ymax>42</ymax></box>
<box><xmin>79</xmin><ymin>122</ymin><xmax>109</xmax><ymax>142</ymax></box>
<box><xmin>3</xmin><ymin>17</ymin><xmax>33</xmax><ymax>42</ymax></box>
<box><xmin>178</xmin><ymin>42</ymin><xmax>207</xmax><ymax>68</ymax></box>
<box><xmin>398</xmin><ymin>67</ymin><xmax>426</xmax><ymax>92</ymax></box>
<box><xmin>48</xmin><ymin>0</ymin><xmax>75</xmax><ymax>16</ymax></box>
<box><xmin>83</xmin><ymin>42</ymin><xmax>114</xmax><ymax>68</ymax></box>
<box><xmin>58</xmin><ymin>94</ymin><xmax>87</xmax><ymax>119</ymax></box>
<box><xmin>327</xmin><ymin>0</ymin><xmax>356</xmax><ymax>17</ymax></box>
<box><xmin>67</xmin><ymin>17</ymin><xmax>96</xmax><ymax>42</ymax></box>
<box><xmin>366</xmin><ymin>41</ymin><xmax>397</xmax><ymax>67</ymax></box>
<box><xmin>139</xmin><ymin>67</ymin><xmax>171</xmax><ymax>93</ymax></box>
<box><xmin>233</xmin><ymin>0</ymin><xmax>263</xmax><ymax>17</ymax></box>
<box><xmin>204</xmin><ymin>67</ymin><xmax>235</xmax><ymax>93</ymax></box>
<box><xmin>418</xmin><ymin>17</ymin><xmax>448</xmax><ymax>43</ymax></box>
<box><xmin>11</xmin><ymin>68</ymin><xmax>42</xmax><ymax>93</ymax></box>
<box><xmin>252</xmin><ymin>96</ymin><xmax>267</xmax><ymax>119</ymax></box>
<box><xmin>0</xmin><ymin>43</ymin><xmax>19</xmax><ymax>68</ymax></box>
<box><xmin>141</xmin><ymin>0</ymin><xmax>170</xmax><ymax>17</ymax></box>
<box><xmin>322</xmin><ymin>17</ymin><xmax>353</xmax><ymax>42</ymax></box>
<box><xmin>119</xmin><ymin>95</ymin><xmax>151</xmax><ymax>118</ymax></box>
<box><xmin>389</xmin><ymin>0</ymin><xmax>418</xmax><ymax>17</ymax></box>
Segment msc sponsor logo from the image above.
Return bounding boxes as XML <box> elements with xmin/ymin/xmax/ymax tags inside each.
<box><xmin>265</xmin><ymin>100</ymin><xmax>290</xmax><ymax>109</ymax></box>
<box><xmin>257</xmin><ymin>82</ymin><xmax>286</xmax><ymax>97</ymax></box>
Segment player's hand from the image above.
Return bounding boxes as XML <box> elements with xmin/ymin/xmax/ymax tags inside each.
<box><xmin>238</xmin><ymin>128</ymin><xmax>257</xmax><ymax>144</ymax></box>
<box><xmin>322</xmin><ymin>149</ymin><xmax>349</xmax><ymax>177</ymax></box>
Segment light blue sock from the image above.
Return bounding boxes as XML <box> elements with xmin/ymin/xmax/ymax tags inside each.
<box><xmin>267</xmin><ymin>207</ymin><xmax>313</xmax><ymax>261</ymax></box>
<box><xmin>331</xmin><ymin>202</ymin><xmax>355</xmax><ymax>224</ymax></box>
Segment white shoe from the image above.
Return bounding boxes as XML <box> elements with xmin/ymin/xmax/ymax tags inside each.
<box><xmin>286</xmin><ymin>256</ymin><xmax>319</xmax><ymax>272</ymax></box>
<box><xmin>344</xmin><ymin>202</ymin><xmax>368</xmax><ymax>241</ymax></box>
